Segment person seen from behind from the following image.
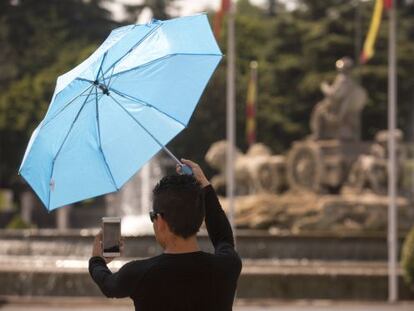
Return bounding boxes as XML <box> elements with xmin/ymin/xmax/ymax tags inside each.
<box><xmin>89</xmin><ymin>159</ymin><xmax>242</xmax><ymax>311</ymax></box>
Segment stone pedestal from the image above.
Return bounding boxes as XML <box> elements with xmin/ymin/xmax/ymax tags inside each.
<box><xmin>220</xmin><ymin>191</ymin><xmax>414</xmax><ymax>233</ymax></box>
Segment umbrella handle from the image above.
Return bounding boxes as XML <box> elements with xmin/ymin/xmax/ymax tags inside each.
<box><xmin>162</xmin><ymin>145</ymin><xmax>193</xmax><ymax>175</ymax></box>
<box><xmin>179</xmin><ymin>164</ymin><xmax>193</xmax><ymax>176</ymax></box>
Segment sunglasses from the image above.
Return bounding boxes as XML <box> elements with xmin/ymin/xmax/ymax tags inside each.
<box><xmin>149</xmin><ymin>211</ymin><xmax>163</xmax><ymax>223</ymax></box>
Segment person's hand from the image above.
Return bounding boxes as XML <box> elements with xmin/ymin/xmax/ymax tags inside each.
<box><xmin>92</xmin><ymin>230</ymin><xmax>124</xmax><ymax>264</ymax></box>
<box><xmin>177</xmin><ymin>159</ymin><xmax>210</xmax><ymax>188</ymax></box>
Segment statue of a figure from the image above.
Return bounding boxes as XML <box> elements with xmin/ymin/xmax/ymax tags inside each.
<box><xmin>310</xmin><ymin>57</ymin><xmax>367</xmax><ymax>141</ymax></box>
<box><xmin>346</xmin><ymin>129</ymin><xmax>406</xmax><ymax>194</ymax></box>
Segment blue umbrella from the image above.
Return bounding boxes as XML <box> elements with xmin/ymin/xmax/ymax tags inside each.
<box><xmin>19</xmin><ymin>14</ymin><xmax>222</xmax><ymax>211</ymax></box>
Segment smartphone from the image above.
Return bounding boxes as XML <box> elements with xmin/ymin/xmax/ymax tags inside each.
<box><xmin>102</xmin><ymin>217</ymin><xmax>121</xmax><ymax>257</ymax></box>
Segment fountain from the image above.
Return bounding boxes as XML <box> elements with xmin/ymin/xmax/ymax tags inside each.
<box><xmin>105</xmin><ymin>154</ymin><xmax>166</xmax><ymax>236</ymax></box>
<box><xmin>205</xmin><ymin>58</ymin><xmax>414</xmax><ymax>234</ymax></box>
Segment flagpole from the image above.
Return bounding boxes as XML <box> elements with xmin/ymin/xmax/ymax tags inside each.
<box><xmin>226</xmin><ymin>0</ymin><xmax>236</xmax><ymax>244</ymax></box>
<box><xmin>387</xmin><ymin>0</ymin><xmax>398</xmax><ymax>302</ymax></box>
<box><xmin>354</xmin><ymin>0</ymin><xmax>362</xmax><ymax>80</ymax></box>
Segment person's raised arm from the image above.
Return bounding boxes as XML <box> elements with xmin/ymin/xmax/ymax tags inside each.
<box><xmin>88</xmin><ymin>232</ymin><xmax>133</xmax><ymax>298</ymax></box>
<box><xmin>179</xmin><ymin>159</ymin><xmax>236</xmax><ymax>255</ymax></box>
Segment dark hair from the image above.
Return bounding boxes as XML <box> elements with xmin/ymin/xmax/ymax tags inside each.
<box><xmin>152</xmin><ymin>174</ymin><xmax>204</xmax><ymax>239</ymax></box>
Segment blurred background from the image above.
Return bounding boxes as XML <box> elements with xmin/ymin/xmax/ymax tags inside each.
<box><xmin>1</xmin><ymin>0</ymin><xmax>414</xmax><ymax>310</ymax></box>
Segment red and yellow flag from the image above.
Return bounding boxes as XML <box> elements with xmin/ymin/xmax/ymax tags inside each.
<box><xmin>213</xmin><ymin>0</ymin><xmax>231</xmax><ymax>39</ymax></box>
<box><xmin>246</xmin><ymin>61</ymin><xmax>258</xmax><ymax>146</ymax></box>
<box><xmin>360</xmin><ymin>0</ymin><xmax>393</xmax><ymax>64</ymax></box>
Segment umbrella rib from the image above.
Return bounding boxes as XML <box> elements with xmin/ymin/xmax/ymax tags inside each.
<box><xmin>102</xmin><ymin>23</ymin><xmax>163</xmax><ymax>78</ymax></box>
<box><xmin>95</xmin><ymin>87</ymin><xmax>119</xmax><ymax>191</ymax></box>
<box><xmin>47</xmin><ymin>87</ymin><xmax>95</xmax><ymax>210</ymax></box>
<box><xmin>109</xmin><ymin>87</ymin><xmax>187</xmax><ymax>128</ymax></box>
<box><xmin>108</xmin><ymin>93</ymin><xmax>173</xmax><ymax>157</ymax></box>
<box><xmin>103</xmin><ymin>52</ymin><xmax>222</xmax><ymax>84</ymax></box>
<box><xmin>41</xmin><ymin>84</ymin><xmax>94</xmax><ymax>129</ymax></box>
<box><xmin>96</xmin><ymin>52</ymin><xmax>108</xmax><ymax>85</ymax></box>
<box><xmin>76</xmin><ymin>78</ymin><xmax>95</xmax><ymax>84</ymax></box>
<box><xmin>107</xmin><ymin>66</ymin><xmax>115</xmax><ymax>88</ymax></box>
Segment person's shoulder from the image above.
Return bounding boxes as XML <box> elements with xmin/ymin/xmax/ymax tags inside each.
<box><xmin>120</xmin><ymin>254</ymin><xmax>164</xmax><ymax>272</ymax></box>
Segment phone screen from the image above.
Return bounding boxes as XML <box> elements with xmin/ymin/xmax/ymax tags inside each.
<box><xmin>103</xmin><ymin>222</ymin><xmax>120</xmax><ymax>254</ymax></box>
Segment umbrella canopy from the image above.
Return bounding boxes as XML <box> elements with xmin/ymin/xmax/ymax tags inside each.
<box><xmin>19</xmin><ymin>14</ymin><xmax>222</xmax><ymax>211</ymax></box>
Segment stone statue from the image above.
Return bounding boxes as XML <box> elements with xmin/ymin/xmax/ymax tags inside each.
<box><xmin>202</xmin><ymin>58</ymin><xmax>414</xmax><ymax>233</ymax></box>
<box><xmin>205</xmin><ymin>140</ymin><xmax>286</xmax><ymax>195</ymax></box>
<box><xmin>205</xmin><ymin>141</ymin><xmax>246</xmax><ymax>195</ymax></box>
<box><xmin>245</xmin><ymin>144</ymin><xmax>287</xmax><ymax>194</ymax></box>
<box><xmin>310</xmin><ymin>57</ymin><xmax>367</xmax><ymax>141</ymax></box>
<box><xmin>345</xmin><ymin>129</ymin><xmax>406</xmax><ymax>194</ymax></box>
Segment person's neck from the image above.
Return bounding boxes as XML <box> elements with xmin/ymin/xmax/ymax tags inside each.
<box><xmin>163</xmin><ymin>235</ymin><xmax>200</xmax><ymax>254</ymax></box>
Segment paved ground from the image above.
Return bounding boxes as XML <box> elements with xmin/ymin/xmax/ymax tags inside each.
<box><xmin>0</xmin><ymin>298</ymin><xmax>414</xmax><ymax>311</ymax></box>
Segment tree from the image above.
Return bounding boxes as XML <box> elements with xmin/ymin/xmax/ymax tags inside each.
<box><xmin>170</xmin><ymin>0</ymin><xmax>414</xmax><ymax>176</ymax></box>
<box><xmin>0</xmin><ymin>0</ymin><xmax>115</xmax><ymax>188</ymax></box>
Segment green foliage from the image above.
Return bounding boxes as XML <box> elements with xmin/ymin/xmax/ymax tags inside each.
<box><xmin>0</xmin><ymin>190</ymin><xmax>12</xmax><ymax>211</ymax></box>
<box><xmin>0</xmin><ymin>43</ymin><xmax>97</xmax><ymax>186</ymax></box>
<box><xmin>402</xmin><ymin>226</ymin><xmax>414</xmax><ymax>289</ymax></box>
<box><xmin>0</xmin><ymin>0</ymin><xmax>115</xmax><ymax>188</ymax></box>
<box><xmin>6</xmin><ymin>215</ymin><xmax>32</xmax><ymax>229</ymax></box>
<box><xmin>0</xmin><ymin>0</ymin><xmax>115</xmax><ymax>89</ymax></box>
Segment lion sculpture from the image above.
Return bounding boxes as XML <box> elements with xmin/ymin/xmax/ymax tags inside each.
<box><xmin>205</xmin><ymin>140</ymin><xmax>286</xmax><ymax>195</ymax></box>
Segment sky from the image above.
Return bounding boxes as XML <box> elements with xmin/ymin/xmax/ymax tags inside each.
<box><xmin>106</xmin><ymin>0</ymin><xmax>270</xmax><ymax>22</ymax></box>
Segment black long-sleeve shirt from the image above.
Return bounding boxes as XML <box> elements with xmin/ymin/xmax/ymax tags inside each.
<box><xmin>89</xmin><ymin>185</ymin><xmax>242</xmax><ymax>311</ymax></box>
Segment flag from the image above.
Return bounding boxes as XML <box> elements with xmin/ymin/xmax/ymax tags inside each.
<box><xmin>384</xmin><ymin>0</ymin><xmax>393</xmax><ymax>10</ymax></box>
<box><xmin>360</xmin><ymin>0</ymin><xmax>384</xmax><ymax>64</ymax></box>
<box><xmin>246</xmin><ymin>61</ymin><xmax>258</xmax><ymax>146</ymax></box>
<box><xmin>213</xmin><ymin>0</ymin><xmax>231</xmax><ymax>39</ymax></box>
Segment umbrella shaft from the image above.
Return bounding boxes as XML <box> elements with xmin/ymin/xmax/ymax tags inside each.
<box><xmin>108</xmin><ymin>92</ymin><xmax>182</xmax><ymax>167</ymax></box>
<box><xmin>162</xmin><ymin>145</ymin><xmax>181</xmax><ymax>165</ymax></box>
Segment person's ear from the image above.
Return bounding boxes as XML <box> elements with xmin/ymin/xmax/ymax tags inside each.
<box><xmin>157</xmin><ymin>215</ymin><xmax>169</xmax><ymax>233</ymax></box>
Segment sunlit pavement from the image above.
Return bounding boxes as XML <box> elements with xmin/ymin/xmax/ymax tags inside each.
<box><xmin>0</xmin><ymin>298</ymin><xmax>414</xmax><ymax>311</ymax></box>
